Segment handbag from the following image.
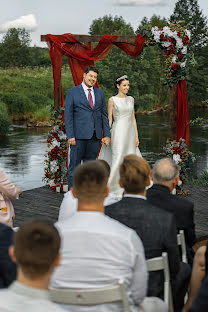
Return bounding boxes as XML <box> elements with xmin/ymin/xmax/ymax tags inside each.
<box><xmin>0</xmin><ymin>192</ymin><xmax>14</xmax><ymax>227</ymax></box>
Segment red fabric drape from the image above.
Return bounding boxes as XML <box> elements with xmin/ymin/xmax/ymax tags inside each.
<box><xmin>46</xmin><ymin>33</ymin><xmax>146</xmax><ymax>88</ymax></box>
<box><xmin>177</xmin><ymin>80</ymin><xmax>190</xmax><ymax>147</ymax></box>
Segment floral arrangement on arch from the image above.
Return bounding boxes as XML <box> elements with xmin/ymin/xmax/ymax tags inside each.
<box><xmin>43</xmin><ymin>107</ymin><xmax>68</xmax><ymax>191</ymax></box>
<box><xmin>164</xmin><ymin>138</ymin><xmax>196</xmax><ymax>195</ymax></box>
<box><xmin>144</xmin><ymin>24</ymin><xmax>191</xmax><ymax>87</ymax></box>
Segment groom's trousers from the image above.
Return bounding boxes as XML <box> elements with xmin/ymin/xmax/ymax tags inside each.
<box><xmin>68</xmin><ymin>133</ymin><xmax>101</xmax><ymax>189</ymax></box>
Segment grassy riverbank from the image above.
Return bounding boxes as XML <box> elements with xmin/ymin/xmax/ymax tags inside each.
<box><xmin>0</xmin><ymin>66</ymin><xmax>74</xmax><ymax>123</ymax></box>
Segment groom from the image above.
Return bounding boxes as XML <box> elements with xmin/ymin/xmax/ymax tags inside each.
<box><xmin>65</xmin><ymin>65</ymin><xmax>111</xmax><ymax>189</ymax></box>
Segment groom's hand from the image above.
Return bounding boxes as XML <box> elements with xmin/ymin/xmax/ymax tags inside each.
<box><xmin>102</xmin><ymin>137</ymin><xmax>110</xmax><ymax>146</ymax></box>
<box><xmin>68</xmin><ymin>138</ymin><xmax>76</xmax><ymax>145</ymax></box>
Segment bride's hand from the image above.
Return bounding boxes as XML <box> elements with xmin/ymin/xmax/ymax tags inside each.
<box><xmin>136</xmin><ymin>138</ymin><xmax>139</xmax><ymax>147</ymax></box>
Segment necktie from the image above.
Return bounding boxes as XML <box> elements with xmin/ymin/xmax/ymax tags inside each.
<box><xmin>88</xmin><ymin>88</ymin><xmax>94</xmax><ymax>109</ymax></box>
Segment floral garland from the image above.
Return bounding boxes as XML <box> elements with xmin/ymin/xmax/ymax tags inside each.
<box><xmin>164</xmin><ymin>138</ymin><xmax>196</xmax><ymax>195</ymax></box>
<box><xmin>144</xmin><ymin>24</ymin><xmax>190</xmax><ymax>87</ymax></box>
<box><xmin>43</xmin><ymin>107</ymin><xmax>68</xmax><ymax>191</ymax></box>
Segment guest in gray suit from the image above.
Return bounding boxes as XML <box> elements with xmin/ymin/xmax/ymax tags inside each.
<box><xmin>105</xmin><ymin>154</ymin><xmax>191</xmax><ymax>312</ymax></box>
<box><xmin>0</xmin><ymin>220</ymin><xmax>65</xmax><ymax>312</ymax></box>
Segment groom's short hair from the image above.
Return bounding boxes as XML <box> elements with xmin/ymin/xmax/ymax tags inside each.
<box><xmin>120</xmin><ymin>155</ymin><xmax>151</xmax><ymax>193</ymax></box>
<box><xmin>73</xmin><ymin>161</ymin><xmax>108</xmax><ymax>204</ymax></box>
<box><xmin>84</xmin><ymin>65</ymin><xmax>99</xmax><ymax>75</ymax></box>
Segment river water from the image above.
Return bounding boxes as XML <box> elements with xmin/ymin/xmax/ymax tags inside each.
<box><xmin>0</xmin><ymin>109</ymin><xmax>208</xmax><ymax>191</ymax></box>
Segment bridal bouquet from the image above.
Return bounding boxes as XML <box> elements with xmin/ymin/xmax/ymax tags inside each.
<box><xmin>164</xmin><ymin>138</ymin><xmax>196</xmax><ymax>195</ymax></box>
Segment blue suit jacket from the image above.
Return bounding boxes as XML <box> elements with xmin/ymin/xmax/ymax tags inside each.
<box><xmin>64</xmin><ymin>85</ymin><xmax>111</xmax><ymax>140</ymax></box>
<box><xmin>0</xmin><ymin>223</ymin><xmax>16</xmax><ymax>288</ymax></box>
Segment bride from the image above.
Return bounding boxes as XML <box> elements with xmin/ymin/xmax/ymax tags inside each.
<box><xmin>99</xmin><ymin>75</ymin><xmax>142</xmax><ymax>197</ymax></box>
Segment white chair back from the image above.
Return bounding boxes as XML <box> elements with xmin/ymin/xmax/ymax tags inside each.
<box><xmin>146</xmin><ymin>252</ymin><xmax>174</xmax><ymax>312</ymax></box>
<box><xmin>177</xmin><ymin>230</ymin><xmax>188</xmax><ymax>263</ymax></box>
<box><xmin>49</xmin><ymin>280</ymin><xmax>131</xmax><ymax>312</ymax></box>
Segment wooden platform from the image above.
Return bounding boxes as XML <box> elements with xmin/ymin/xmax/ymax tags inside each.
<box><xmin>12</xmin><ymin>185</ymin><xmax>208</xmax><ymax>241</ymax></box>
<box><xmin>13</xmin><ymin>186</ymin><xmax>63</xmax><ymax>226</ymax></box>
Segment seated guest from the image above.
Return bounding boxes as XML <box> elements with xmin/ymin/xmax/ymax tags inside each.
<box><xmin>0</xmin><ymin>219</ymin><xmax>65</xmax><ymax>312</ymax></box>
<box><xmin>187</xmin><ymin>271</ymin><xmax>208</xmax><ymax>312</ymax></box>
<box><xmin>146</xmin><ymin>158</ymin><xmax>196</xmax><ymax>265</ymax></box>
<box><xmin>0</xmin><ymin>222</ymin><xmax>16</xmax><ymax>288</ymax></box>
<box><xmin>58</xmin><ymin>159</ymin><xmax>119</xmax><ymax>222</ymax></box>
<box><xmin>0</xmin><ymin>168</ymin><xmax>21</xmax><ymax>227</ymax></box>
<box><xmin>51</xmin><ymin>160</ymin><xmax>167</xmax><ymax>312</ymax></box>
<box><xmin>105</xmin><ymin>155</ymin><xmax>191</xmax><ymax>312</ymax></box>
<box><xmin>182</xmin><ymin>244</ymin><xmax>207</xmax><ymax>312</ymax></box>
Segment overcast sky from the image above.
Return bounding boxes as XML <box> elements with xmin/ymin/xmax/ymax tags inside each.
<box><xmin>0</xmin><ymin>0</ymin><xmax>207</xmax><ymax>47</ymax></box>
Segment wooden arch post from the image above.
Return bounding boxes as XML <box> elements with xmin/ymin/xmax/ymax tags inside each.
<box><xmin>41</xmin><ymin>34</ymin><xmax>177</xmax><ymax>140</ymax></box>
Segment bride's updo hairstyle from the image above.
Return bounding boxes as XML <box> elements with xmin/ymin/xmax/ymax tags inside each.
<box><xmin>114</xmin><ymin>75</ymin><xmax>129</xmax><ymax>89</ymax></box>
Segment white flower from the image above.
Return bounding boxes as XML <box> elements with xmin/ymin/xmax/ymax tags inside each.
<box><xmin>181</xmin><ymin>46</ymin><xmax>187</xmax><ymax>54</ymax></box>
<box><xmin>185</xmin><ymin>29</ymin><xmax>191</xmax><ymax>39</ymax></box>
<box><xmin>58</xmin><ymin>131</ymin><xmax>67</xmax><ymax>140</ymax></box>
<box><xmin>177</xmin><ymin>179</ymin><xmax>182</xmax><ymax>186</ymax></box>
<box><xmin>180</xmin><ymin>60</ymin><xmax>187</xmax><ymax>68</ymax></box>
<box><xmin>53</xmin><ymin>126</ymin><xmax>59</xmax><ymax>132</ymax></box>
<box><xmin>173</xmin><ymin>154</ymin><xmax>181</xmax><ymax>164</ymax></box>
<box><xmin>52</xmin><ymin>139</ymin><xmax>60</xmax><ymax>147</ymax></box>
<box><xmin>161</xmin><ymin>41</ymin><xmax>171</xmax><ymax>48</ymax></box>
<box><xmin>50</xmin><ymin>160</ymin><xmax>59</xmax><ymax>173</ymax></box>
<box><xmin>172</xmin><ymin>55</ymin><xmax>177</xmax><ymax>63</ymax></box>
<box><xmin>176</xmin><ymin>38</ymin><xmax>183</xmax><ymax>49</ymax></box>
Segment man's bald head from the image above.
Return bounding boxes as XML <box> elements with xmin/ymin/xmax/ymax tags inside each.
<box><xmin>152</xmin><ymin>158</ymin><xmax>180</xmax><ymax>185</ymax></box>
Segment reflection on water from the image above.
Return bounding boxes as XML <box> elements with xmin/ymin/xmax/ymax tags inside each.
<box><xmin>0</xmin><ymin>109</ymin><xmax>208</xmax><ymax>191</ymax></box>
<box><xmin>0</xmin><ymin>125</ymin><xmax>48</xmax><ymax>191</ymax></box>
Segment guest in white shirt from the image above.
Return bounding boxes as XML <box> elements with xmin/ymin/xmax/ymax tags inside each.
<box><xmin>0</xmin><ymin>220</ymin><xmax>65</xmax><ymax>312</ymax></box>
<box><xmin>52</xmin><ymin>160</ymin><xmax>167</xmax><ymax>312</ymax></box>
<box><xmin>58</xmin><ymin>159</ymin><xmax>119</xmax><ymax>222</ymax></box>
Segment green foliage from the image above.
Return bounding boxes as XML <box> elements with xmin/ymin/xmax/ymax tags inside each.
<box><xmin>0</xmin><ymin>101</ymin><xmax>11</xmax><ymax>135</ymax></box>
<box><xmin>89</xmin><ymin>15</ymin><xmax>169</xmax><ymax>110</ymax></box>
<box><xmin>170</xmin><ymin>0</ymin><xmax>208</xmax><ymax>51</ymax></box>
<box><xmin>89</xmin><ymin>15</ymin><xmax>134</xmax><ymax>35</ymax></box>
<box><xmin>136</xmin><ymin>14</ymin><xmax>168</xmax><ymax>34</ymax></box>
<box><xmin>33</xmin><ymin>107</ymin><xmax>50</xmax><ymax>121</ymax></box>
<box><xmin>0</xmin><ymin>66</ymin><xmax>73</xmax><ymax>118</ymax></box>
<box><xmin>0</xmin><ymin>28</ymin><xmax>32</xmax><ymax>68</ymax></box>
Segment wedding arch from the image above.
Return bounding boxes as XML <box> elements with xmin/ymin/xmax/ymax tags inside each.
<box><xmin>41</xmin><ymin>24</ymin><xmax>191</xmax><ymax>188</ymax></box>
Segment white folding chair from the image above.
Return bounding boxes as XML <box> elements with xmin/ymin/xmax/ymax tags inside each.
<box><xmin>49</xmin><ymin>279</ymin><xmax>131</xmax><ymax>312</ymax></box>
<box><xmin>13</xmin><ymin>227</ymin><xmax>19</xmax><ymax>232</ymax></box>
<box><xmin>177</xmin><ymin>230</ymin><xmax>188</xmax><ymax>263</ymax></box>
<box><xmin>146</xmin><ymin>252</ymin><xmax>174</xmax><ymax>312</ymax></box>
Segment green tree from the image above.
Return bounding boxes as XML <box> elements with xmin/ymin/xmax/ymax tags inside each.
<box><xmin>89</xmin><ymin>15</ymin><xmax>169</xmax><ymax>110</ymax></box>
<box><xmin>170</xmin><ymin>0</ymin><xmax>208</xmax><ymax>51</ymax></box>
<box><xmin>170</xmin><ymin>0</ymin><xmax>208</xmax><ymax>105</ymax></box>
<box><xmin>0</xmin><ymin>28</ymin><xmax>32</xmax><ymax>67</ymax></box>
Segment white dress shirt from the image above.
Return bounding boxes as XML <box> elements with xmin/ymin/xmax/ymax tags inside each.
<box><xmin>51</xmin><ymin>211</ymin><xmax>148</xmax><ymax>312</ymax></box>
<box><xmin>0</xmin><ymin>281</ymin><xmax>65</xmax><ymax>312</ymax></box>
<box><xmin>58</xmin><ymin>191</ymin><xmax>119</xmax><ymax>222</ymax></box>
<box><xmin>81</xmin><ymin>82</ymin><xmax>95</xmax><ymax>106</ymax></box>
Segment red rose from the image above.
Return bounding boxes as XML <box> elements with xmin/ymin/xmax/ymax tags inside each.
<box><xmin>172</xmin><ymin>63</ymin><xmax>178</xmax><ymax>71</ymax></box>
<box><xmin>177</xmin><ymin>53</ymin><xmax>184</xmax><ymax>60</ymax></box>
<box><xmin>182</xmin><ymin>38</ymin><xmax>188</xmax><ymax>45</ymax></box>
<box><xmin>160</xmin><ymin>34</ymin><xmax>164</xmax><ymax>39</ymax></box>
<box><xmin>177</xmin><ymin>32</ymin><xmax>181</xmax><ymax>37</ymax></box>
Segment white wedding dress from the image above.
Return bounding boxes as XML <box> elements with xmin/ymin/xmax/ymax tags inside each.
<box><xmin>99</xmin><ymin>96</ymin><xmax>142</xmax><ymax>197</ymax></box>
